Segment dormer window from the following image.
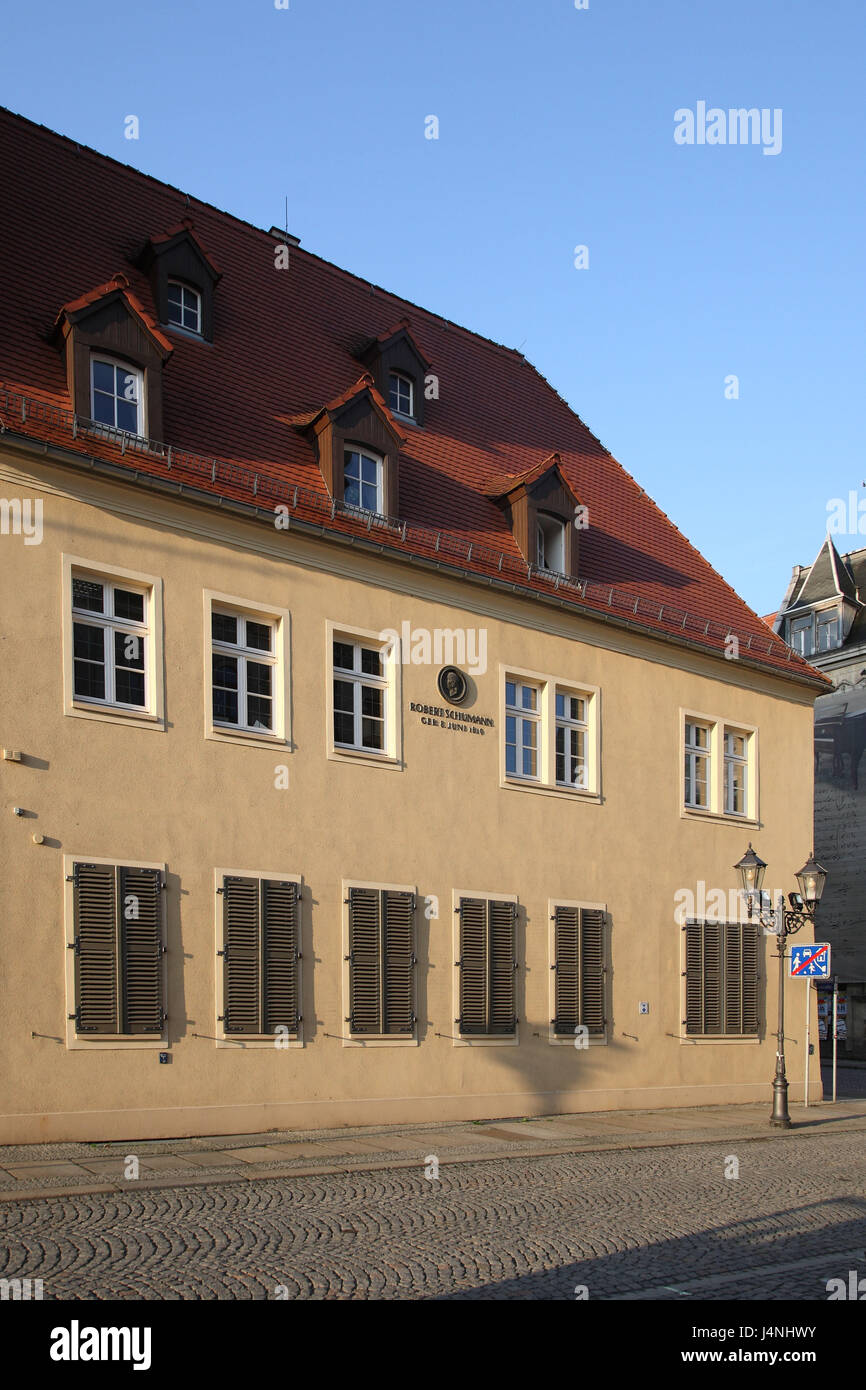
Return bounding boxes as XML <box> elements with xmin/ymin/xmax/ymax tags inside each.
<box><xmin>166</xmin><ymin>281</ymin><xmax>201</xmax><ymax>335</ymax></box>
<box><xmin>536</xmin><ymin>513</ymin><xmax>567</xmax><ymax>573</ymax></box>
<box><xmin>389</xmin><ymin>372</ymin><xmax>414</xmax><ymax>420</ymax></box>
<box><xmin>344</xmin><ymin>448</ymin><xmax>383</xmax><ymax>514</ymax></box>
<box><xmin>789</xmin><ymin>616</ymin><xmax>813</xmax><ymax>656</ymax></box>
<box><xmin>817</xmin><ymin>610</ymin><xmax>839</xmax><ymax>651</ymax></box>
<box><xmin>90</xmin><ymin>357</ymin><xmax>144</xmax><ymax>436</ymax></box>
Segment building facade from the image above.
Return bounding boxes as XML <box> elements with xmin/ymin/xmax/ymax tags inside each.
<box><xmin>771</xmin><ymin>537</ymin><xmax>866</xmax><ymax>1058</ymax></box>
<box><xmin>0</xmin><ymin>109</ymin><xmax>828</xmax><ymax>1144</ymax></box>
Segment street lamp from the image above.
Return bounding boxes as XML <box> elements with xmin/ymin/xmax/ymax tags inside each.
<box><xmin>733</xmin><ymin>845</ymin><xmax>827</xmax><ymax>1129</ymax></box>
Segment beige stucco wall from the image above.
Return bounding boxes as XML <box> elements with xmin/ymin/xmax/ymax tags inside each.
<box><xmin>0</xmin><ymin>447</ymin><xmax>823</xmax><ymax>1143</ymax></box>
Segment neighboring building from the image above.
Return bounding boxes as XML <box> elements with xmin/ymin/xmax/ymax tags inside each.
<box><xmin>0</xmin><ymin>109</ymin><xmax>828</xmax><ymax>1144</ymax></box>
<box><xmin>772</xmin><ymin>537</ymin><xmax>866</xmax><ymax>1058</ymax></box>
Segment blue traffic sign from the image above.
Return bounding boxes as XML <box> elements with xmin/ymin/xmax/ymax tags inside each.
<box><xmin>790</xmin><ymin>943</ymin><xmax>831</xmax><ymax>978</ymax></box>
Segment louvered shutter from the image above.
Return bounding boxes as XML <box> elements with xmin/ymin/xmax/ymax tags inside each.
<box><xmin>488</xmin><ymin>899</ymin><xmax>517</xmax><ymax>1034</ymax></box>
<box><xmin>382</xmin><ymin>890</ymin><xmax>415</xmax><ymax>1034</ymax></box>
<box><xmin>348</xmin><ymin>887</ymin><xmax>382</xmax><ymax>1034</ymax></box>
<box><xmin>553</xmin><ymin>905</ymin><xmax>580</xmax><ymax>1034</ymax></box>
<box><xmin>740</xmin><ymin>923</ymin><xmax>759</xmax><ymax>1035</ymax></box>
<box><xmin>119</xmin><ymin>867</ymin><xmax>163</xmax><ymax>1034</ymax></box>
<box><xmin>686</xmin><ymin>919</ymin><xmax>760</xmax><ymax>1036</ymax></box>
<box><xmin>74</xmin><ymin>863</ymin><xmax>119</xmax><ymax>1033</ymax></box>
<box><xmin>458</xmin><ymin>898</ymin><xmax>488</xmax><ymax>1034</ymax></box>
<box><xmin>262</xmin><ymin>879</ymin><xmax>300</xmax><ymax>1034</ymax></box>
<box><xmin>579</xmin><ymin>908</ymin><xmax>606</xmax><ymax>1035</ymax></box>
<box><xmin>223</xmin><ymin>876</ymin><xmax>261</xmax><ymax>1033</ymax></box>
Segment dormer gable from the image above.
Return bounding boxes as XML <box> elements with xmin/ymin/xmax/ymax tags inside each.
<box><xmin>358</xmin><ymin>319</ymin><xmax>431</xmax><ymax>426</ymax></box>
<box><xmin>307</xmin><ymin>374</ymin><xmax>405</xmax><ymax>517</ymax></box>
<box><xmin>778</xmin><ymin>536</ymin><xmax>863</xmax><ymax>655</ymax></box>
<box><xmin>53</xmin><ymin>274</ymin><xmax>172</xmax><ymax>440</ymax></box>
<box><xmin>485</xmin><ymin>452</ymin><xmax>582</xmax><ymax>577</ymax></box>
<box><xmin>139</xmin><ymin>220</ymin><xmax>221</xmax><ymax>342</ymax></box>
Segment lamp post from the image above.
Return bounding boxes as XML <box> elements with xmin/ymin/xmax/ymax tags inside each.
<box><xmin>733</xmin><ymin>845</ymin><xmax>828</xmax><ymax>1129</ymax></box>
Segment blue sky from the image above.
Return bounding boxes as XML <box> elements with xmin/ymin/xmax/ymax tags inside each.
<box><xmin>5</xmin><ymin>0</ymin><xmax>865</xmax><ymax>615</ymax></box>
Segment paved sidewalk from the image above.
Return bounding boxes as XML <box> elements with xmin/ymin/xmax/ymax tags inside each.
<box><xmin>2</xmin><ymin>1095</ymin><xmax>866</xmax><ymax>1203</ymax></box>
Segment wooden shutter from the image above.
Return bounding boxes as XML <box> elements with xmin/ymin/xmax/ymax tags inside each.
<box><xmin>580</xmin><ymin>908</ymin><xmax>606</xmax><ymax>1034</ymax></box>
<box><xmin>685</xmin><ymin>919</ymin><xmax>759</xmax><ymax>1036</ymax></box>
<box><xmin>489</xmin><ymin>899</ymin><xmax>517</xmax><ymax>1034</ymax></box>
<box><xmin>553</xmin><ymin>906</ymin><xmax>606</xmax><ymax>1036</ymax></box>
<box><xmin>119</xmin><ymin>867</ymin><xmax>163</xmax><ymax>1034</ymax></box>
<box><xmin>74</xmin><ymin>862</ymin><xmax>119</xmax><ymax>1033</ymax></box>
<box><xmin>348</xmin><ymin>887</ymin><xmax>381</xmax><ymax>1034</ymax></box>
<box><xmin>459</xmin><ymin>897</ymin><xmax>517</xmax><ymax>1035</ymax></box>
<box><xmin>458</xmin><ymin>898</ymin><xmax>488</xmax><ymax>1034</ymax></box>
<box><xmin>223</xmin><ymin>876</ymin><xmax>261</xmax><ymax>1033</ymax></box>
<box><xmin>73</xmin><ymin>862</ymin><xmax>163</xmax><ymax>1036</ymax></box>
<box><xmin>382</xmin><ymin>890</ymin><xmax>415</xmax><ymax>1034</ymax></box>
<box><xmin>262</xmin><ymin>880</ymin><xmax>300</xmax><ymax>1034</ymax></box>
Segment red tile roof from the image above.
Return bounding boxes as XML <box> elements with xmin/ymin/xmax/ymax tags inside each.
<box><xmin>0</xmin><ymin>107</ymin><xmax>827</xmax><ymax>689</ymax></box>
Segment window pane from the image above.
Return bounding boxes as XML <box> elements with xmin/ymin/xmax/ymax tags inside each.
<box><xmin>360</xmin><ymin>646</ymin><xmax>382</xmax><ymax>676</ymax></box>
<box><xmin>92</xmin><ymin>360</ymin><xmax>114</xmax><ymax>392</ymax></box>
<box><xmin>521</xmin><ymin>685</ymin><xmax>537</xmax><ymax>711</ymax></box>
<box><xmin>247</xmin><ymin>695</ymin><xmax>272</xmax><ymax>730</ymax></box>
<box><xmin>116</xmin><ymin>396</ymin><xmax>138</xmax><ymax>433</ymax></box>
<box><xmin>360</xmin><ymin>455</ymin><xmax>378</xmax><ymax>485</ymax></box>
<box><xmin>362</xmin><ymin>717</ymin><xmax>384</xmax><ymax>750</ymax></box>
<box><xmin>506</xmin><ymin>681</ymin><xmax>516</xmax><ymax>707</ymax></box>
<box><xmin>361</xmin><ymin>685</ymin><xmax>383</xmax><ymax>719</ymax></box>
<box><xmin>334</xmin><ymin>710</ymin><xmax>354</xmax><ymax>744</ymax></box>
<box><xmin>245</xmin><ymin>621</ymin><xmax>271</xmax><ymax>653</ymax></box>
<box><xmin>115</xmin><ymin>667</ymin><xmax>145</xmax><ymax>706</ymax></box>
<box><xmin>92</xmin><ymin>391</ymin><xmax>116</xmax><ymax>426</ymax></box>
<box><xmin>73</xmin><ymin>623</ymin><xmax>105</xmax><ymax>699</ymax></box>
<box><xmin>246</xmin><ymin>661</ymin><xmax>271</xmax><ymax>696</ymax></box>
<box><xmin>212</xmin><ymin>612</ymin><xmax>238</xmax><ymax>645</ymax></box>
<box><xmin>114</xmin><ymin>630</ymin><xmax>144</xmax><ymax>671</ymax></box>
<box><xmin>361</xmin><ymin>480</ymin><xmax>378</xmax><ymax>511</ymax></box>
<box><xmin>74</xmin><ymin>622</ymin><xmax>105</xmax><ymax>663</ymax></box>
<box><xmin>333</xmin><ymin>641</ymin><xmax>354</xmax><ymax>671</ymax></box>
<box><xmin>213</xmin><ymin>687</ymin><xmax>238</xmax><ymax>724</ymax></box>
<box><xmin>73</xmin><ymin>578</ymin><xmax>104</xmax><ymax>613</ymax></box>
<box><xmin>333</xmin><ymin>679</ymin><xmax>354</xmax><ymax>713</ymax></box>
<box><xmin>212</xmin><ymin>654</ymin><xmax>238</xmax><ymax>689</ymax></box>
<box><xmin>344</xmin><ymin>478</ymin><xmax>361</xmax><ymax>508</ymax></box>
<box><xmin>113</xmin><ymin>588</ymin><xmax>144</xmax><ymax>623</ymax></box>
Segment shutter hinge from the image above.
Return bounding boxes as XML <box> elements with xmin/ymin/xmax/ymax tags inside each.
<box><xmin>218</xmin><ymin>1014</ymin><xmax>226</xmax><ymax>1023</ymax></box>
<box><xmin>67</xmin><ymin>937</ymin><xmax>80</xmax><ymax>953</ymax></box>
<box><xmin>410</xmin><ymin>953</ymin><xmax>417</xmax><ymax>965</ymax></box>
<box><xmin>550</xmin><ymin>963</ymin><xmax>557</xmax><ymax>970</ymax></box>
<box><xmin>454</xmin><ymin>959</ymin><xmax>462</xmax><ymax>967</ymax></box>
<box><xmin>681</xmin><ymin>971</ymin><xmax>687</xmax><ymax>977</ymax></box>
<box><xmin>159</xmin><ymin>879</ymin><xmax>167</xmax><ymax>891</ymax></box>
<box><xmin>296</xmin><ymin>950</ymin><xmax>302</xmax><ymax>960</ymax></box>
<box><xmin>65</xmin><ymin>873</ymin><xmax>75</xmax><ymax>883</ymax></box>
<box><xmin>216</xmin><ymin>887</ymin><xmax>225</xmax><ymax>894</ymax></box>
<box><xmin>160</xmin><ymin>943</ymin><xmax>167</xmax><ymax>955</ymax></box>
<box><xmin>217</xmin><ymin>949</ymin><xmax>226</xmax><ymax>958</ymax></box>
<box><xmin>344</xmin><ymin>954</ymin><xmax>352</xmax><ymax>962</ymax></box>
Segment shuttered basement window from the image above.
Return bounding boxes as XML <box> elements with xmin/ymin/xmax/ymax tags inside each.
<box><xmin>552</xmin><ymin>905</ymin><xmax>606</xmax><ymax>1036</ymax></box>
<box><xmin>347</xmin><ymin>887</ymin><xmax>415</xmax><ymax>1035</ymax></box>
<box><xmin>684</xmin><ymin>918</ymin><xmax>760</xmax><ymax>1036</ymax></box>
<box><xmin>72</xmin><ymin>862</ymin><xmax>164</xmax><ymax>1035</ymax></box>
<box><xmin>222</xmin><ymin>876</ymin><xmax>300</xmax><ymax>1035</ymax></box>
<box><xmin>458</xmin><ymin>897</ymin><xmax>518</xmax><ymax>1035</ymax></box>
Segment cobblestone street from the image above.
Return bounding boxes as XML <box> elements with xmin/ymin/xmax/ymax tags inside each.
<box><xmin>1</xmin><ymin>1128</ymin><xmax>864</xmax><ymax>1301</ymax></box>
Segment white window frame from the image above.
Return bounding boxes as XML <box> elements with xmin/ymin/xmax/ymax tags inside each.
<box><xmin>203</xmin><ymin>591</ymin><xmax>290</xmax><ymax>748</ymax></box>
<box><xmin>684</xmin><ymin>719</ymin><xmax>712</xmax><ymax>810</ymax></box>
<box><xmin>554</xmin><ymin>689</ymin><xmax>589</xmax><ymax>790</ymax></box>
<box><xmin>500</xmin><ymin>665</ymin><xmax>600</xmax><ymax>800</ymax></box>
<box><xmin>723</xmin><ymin>727</ymin><xmax>749</xmax><ymax>817</ymax></box>
<box><xmin>343</xmin><ymin>448</ymin><xmax>384</xmax><ymax>515</ymax></box>
<box><xmin>213</xmin><ymin>867</ymin><xmax>304</xmax><ymax>1049</ymax></box>
<box><xmin>788</xmin><ymin>614</ymin><xmax>813</xmax><ymax>656</ymax></box>
<box><xmin>451</xmin><ymin>888</ymin><xmax>520</xmax><ymax>1047</ymax></box>
<box><xmin>388</xmin><ymin>371</ymin><xmax>415</xmax><ymax>420</ymax></box>
<box><xmin>340</xmin><ymin>878</ymin><xmax>419</xmax><ymax>1047</ymax></box>
<box><xmin>547</xmin><ymin>898</ymin><xmax>609</xmax><ymax>1047</ymax></box>
<box><xmin>61</xmin><ymin>555</ymin><xmax>164</xmax><ymax>729</ymax></box>
<box><xmin>90</xmin><ymin>355</ymin><xmax>145</xmax><ymax>436</ymax></box>
<box><xmin>63</xmin><ymin>853</ymin><xmax>168</xmax><ymax>1051</ymax></box>
<box><xmin>505</xmin><ymin>678</ymin><xmax>540</xmax><ymax>781</ymax></box>
<box><xmin>816</xmin><ymin>608</ymin><xmax>839</xmax><ymax>652</ymax></box>
<box><xmin>536</xmin><ymin>513</ymin><xmax>567</xmax><ymax>573</ymax></box>
<box><xmin>326</xmin><ymin>621</ymin><xmax>402</xmax><ymax>768</ymax></box>
<box><xmin>681</xmin><ymin>710</ymin><xmax>758</xmax><ymax>822</ymax></box>
<box><xmin>166</xmin><ymin>280</ymin><xmax>202</xmax><ymax>336</ymax></box>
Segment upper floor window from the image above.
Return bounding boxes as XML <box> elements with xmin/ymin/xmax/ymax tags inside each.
<box><xmin>72</xmin><ymin>571</ymin><xmax>149</xmax><ymax>710</ymax></box>
<box><xmin>536</xmin><ymin>512</ymin><xmax>567</xmax><ymax>573</ymax></box>
<box><xmin>333</xmin><ymin>638</ymin><xmax>387</xmax><ymax>753</ymax></box>
<box><xmin>90</xmin><ymin>357</ymin><xmax>144</xmax><ymax>436</ymax></box>
<box><xmin>389</xmin><ymin>372</ymin><xmax>414</xmax><ymax>420</ymax></box>
<box><xmin>683</xmin><ymin>712</ymin><xmax>757</xmax><ymax>820</ymax></box>
<box><xmin>817</xmin><ymin>611</ymin><xmax>839</xmax><ymax>652</ymax></box>
<box><xmin>505</xmin><ymin>680</ymin><xmax>539</xmax><ymax>779</ymax></box>
<box><xmin>166</xmin><ymin>281</ymin><xmax>202</xmax><ymax>334</ymax></box>
<box><xmin>502</xmin><ymin>667</ymin><xmax>599</xmax><ymax>797</ymax></box>
<box><xmin>211</xmin><ymin>609</ymin><xmax>276</xmax><ymax>734</ymax></box>
<box><xmin>343</xmin><ymin>449</ymin><xmax>383</xmax><ymax>514</ymax></box>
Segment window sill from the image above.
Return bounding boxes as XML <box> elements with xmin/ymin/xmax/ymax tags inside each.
<box><xmin>679</xmin><ymin>1034</ymin><xmax>760</xmax><ymax>1045</ymax></box>
<box><xmin>67</xmin><ymin>701</ymin><xmax>164</xmax><ymax>731</ymax></box>
<box><xmin>548</xmin><ymin>1033</ymin><xmax>608</xmax><ymax>1046</ymax></box>
<box><xmin>681</xmin><ymin>807</ymin><xmax>758</xmax><ymax>827</ymax></box>
<box><xmin>66</xmin><ymin>1034</ymin><xmax>167</xmax><ymax>1050</ymax></box>
<box><xmin>501</xmin><ymin>776</ymin><xmax>600</xmax><ymax>804</ymax></box>
<box><xmin>452</xmin><ymin>1033</ymin><xmax>519</xmax><ymax>1047</ymax></box>
<box><xmin>206</xmin><ymin>726</ymin><xmax>288</xmax><ymax>752</ymax></box>
<box><xmin>328</xmin><ymin>746</ymin><xmax>403</xmax><ymax>771</ymax></box>
<box><xmin>341</xmin><ymin>1034</ymin><xmax>418</xmax><ymax>1048</ymax></box>
<box><xmin>215</xmin><ymin>1034</ymin><xmax>303</xmax><ymax>1050</ymax></box>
